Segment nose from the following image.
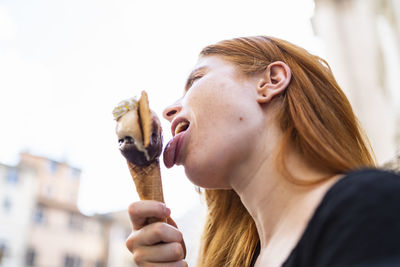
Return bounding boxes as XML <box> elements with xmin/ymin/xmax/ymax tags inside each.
<box><xmin>163</xmin><ymin>100</ymin><xmax>182</xmax><ymax>122</ymax></box>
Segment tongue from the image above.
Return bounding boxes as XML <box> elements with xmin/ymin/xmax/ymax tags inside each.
<box><xmin>163</xmin><ymin>135</ymin><xmax>179</xmax><ymax>168</ymax></box>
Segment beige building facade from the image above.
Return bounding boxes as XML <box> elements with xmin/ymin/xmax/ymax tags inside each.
<box><xmin>0</xmin><ymin>153</ymin><xmax>135</xmax><ymax>267</ymax></box>
<box><xmin>312</xmin><ymin>0</ymin><xmax>400</xmax><ymax>164</ymax></box>
<box><xmin>19</xmin><ymin>153</ymin><xmax>109</xmax><ymax>267</ymax></box>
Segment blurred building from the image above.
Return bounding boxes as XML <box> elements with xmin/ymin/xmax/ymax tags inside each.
<box><xmin>0</xmin><ymin>153</ymin><xmax>135</xmax><ymax>267</ymax></box>
<box><xmin>312</xmin><ymin>0</ymin><xmax>400</xmax><ymax>164</ymax></box>
<box><xmin>20</xmin><ymin>153</ymin><xmax>109</xmax><ymax>267</ymax></box>
<box><xmin>0</xmin><ymin>161</ymin><xmax>36</xmax><ymax>267</ymax></box>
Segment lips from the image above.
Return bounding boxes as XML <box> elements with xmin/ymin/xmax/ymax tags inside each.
<box><xmin>163</xmin><ymin>119</ymin><xmax>190</xmax><ymax>168</ymax></box>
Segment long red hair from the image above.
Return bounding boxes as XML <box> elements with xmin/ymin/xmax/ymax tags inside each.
<box><xmin>196</xmin><ymin>36</ymin><xmax>376</xmax><ymax>267</ymax></box>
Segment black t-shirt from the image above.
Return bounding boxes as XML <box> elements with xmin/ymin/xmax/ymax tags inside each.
<box><xmin>251</xmin><ymin>168</ymin><xmax>400</xmax><ymax>267</ymax></box>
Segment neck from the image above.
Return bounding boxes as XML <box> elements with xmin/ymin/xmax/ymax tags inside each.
<box><xmin>230</xmin><ymin>143</ymin><xmax>341</xmax><ymax>249</ymax></box>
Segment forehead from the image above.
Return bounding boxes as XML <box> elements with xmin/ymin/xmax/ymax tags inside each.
<box><xmin>193</xmin><ymin>55</ymin><xmax>235</xmax><ymax>71</ymax></box>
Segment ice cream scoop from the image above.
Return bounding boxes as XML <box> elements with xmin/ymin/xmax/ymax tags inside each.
<box><xmin>113</xmin><ymin>90</ymin><xmax>165</xmax><ymax>204</ymax></box>
<box><xmin>114</xmin><ymin>92</ymin><xmax>163</xmax><ymax>166</ymax></box>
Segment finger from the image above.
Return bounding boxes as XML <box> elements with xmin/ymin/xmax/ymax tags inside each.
<box><xmin>132</xmin><ymin>242</ymin><xmax>185</xmax><ymax>264</ymax></box>
<box><xmin>128</xmin><ymin>201</ymin><xmax>170</xmax><ymax>230</ymax></box>
<box><xmin>126</xmin><ymin>222</ymin><xmax>184</xmax><ymax>251</ymax></box>
<box><xmin>141</xmin><ymin>222</ymin><xmax>183</xmax><ymax>246</ymax></box>
<box><xmin>166</xmin><ymin>217</ymin><xmax>187</xmax><ymax>258</ymax></box>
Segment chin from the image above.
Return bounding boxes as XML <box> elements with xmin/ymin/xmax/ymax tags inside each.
<box><xmin>183</xmin><ymin>158</ymin><xmax>231</xmax><ymax>189</ymax></box>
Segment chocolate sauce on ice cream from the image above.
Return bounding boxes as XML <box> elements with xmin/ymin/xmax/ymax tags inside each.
<box><xmin>119</xmin><ymin>119</ymin><xmax>163</xmax><ymax>166</ymax></box>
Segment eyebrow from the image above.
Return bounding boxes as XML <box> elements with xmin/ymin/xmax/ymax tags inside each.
<box><xmin>184</xmin><ymin>66</ymin><xmax>208</xmax><ymax>92</ymax></box>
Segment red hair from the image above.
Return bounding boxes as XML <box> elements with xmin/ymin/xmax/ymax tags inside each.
<box><xmin>197</xmin><ymin>36</ymin><xmax>376</xmax><ymax>267</ymax></box>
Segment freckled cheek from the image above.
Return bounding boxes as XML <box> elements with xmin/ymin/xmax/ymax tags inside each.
<box><xmin>186</xmin><ymin>94</ymin><xmax>218</xmax><ymax>120</ymax></box>
<box><xmin>185</xmin><ymin>80</ymin><xmax>243</xmax><ymax>138</ymax></box>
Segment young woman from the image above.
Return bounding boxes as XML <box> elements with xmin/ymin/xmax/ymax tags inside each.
<box><xmin>125</xmin><ymin>36</ymin><xmax>400</xmax><ymax>267</ymax></box>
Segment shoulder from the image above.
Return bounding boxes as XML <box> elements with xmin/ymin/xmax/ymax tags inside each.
<box><xmin>333</xmin><ymin>167</ymin><xmax>400</xmax><ymax>191</ymax></box>
<box><xmin>320</xmin><ymin>168</ymin><xmax>400</xmax><ymax>213</ymax></box>
<box><xmin>284</xmin><ymin>168</ymin><xmax>400</xmax><ymax>267</ymax></box>
<box><xmin>314</xmin><ymin>167</ymin><xmax>400</xmax><ymax>233</ymax></box>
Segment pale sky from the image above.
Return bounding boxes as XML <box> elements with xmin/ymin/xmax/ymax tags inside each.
<box><xmin>0</xmin><ymin>0</ymin><xmax>323</xmax><ymax>218</ymax></box>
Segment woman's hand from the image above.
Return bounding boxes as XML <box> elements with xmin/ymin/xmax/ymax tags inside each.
<box><xmin>126</xmin><ymin>200</ymin><xmax>187</xmax><ymax>266</ymax></box>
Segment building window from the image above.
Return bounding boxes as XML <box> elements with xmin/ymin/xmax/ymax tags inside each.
<box><xmin>69</xmin><ymin>167</ymin><xmax>81</xmax><ymax>179</ymax></box>
<box><xmin>2</xmin><ymin>197</ymin><xmax>11</xmax><ymax>213</ymax></box>
<box><xmin>25</xmin><ymin>248</ymin><xmax>36</xmax><ymax>266</ymax></box>
<box><xmin>34</xmin><ymin>205</ymin><xmax>45</xmax><ymax>224</ymax></box>
<box><xmin>64</xmin><ymin>254</ymin><xmax>82</xmax><ymax>267</ymax></box>
<box><xmin>49</xmin><ymin>160</ymin><xmax>58</xmax><ymax>174</ymax></box>
<box><xmin>6</xmin><ymin>168</ymin><xmax>18</xmax><ymax>184</ymax></box>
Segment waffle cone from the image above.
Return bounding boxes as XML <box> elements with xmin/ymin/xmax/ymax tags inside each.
<box><xmin>127</xmin><ymin>160</ymin><xmax>164</xmax><ymax>202</ymax></box>
<box><xmin>127</xmin><ymin>161</ymin><xmax>167</xmax><ymax>224</ymax></box>
<box><xmin>127</xmin><ymin>160</ymin><xmax>166</xmax><ymax>223</ymax></box>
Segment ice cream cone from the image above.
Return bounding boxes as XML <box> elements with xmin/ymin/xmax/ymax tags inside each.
<box><xmin>127</xmin><ymin>160</ymin><xmax>166</xmax><ymax>224</ymax></box>
<box><xmin>113</xmin><ymin>90</ymin><xmax>166</xmax><ymax>224</ymax></box>
<box><xmin>127</xmin><ymin>160</ymin><xmax>164</xmax><ymax>202</ymax></box>
<box><xmin>113</xmin><ymin>92</ymin><xmax>185</xmax><ymax>256</ymax></box>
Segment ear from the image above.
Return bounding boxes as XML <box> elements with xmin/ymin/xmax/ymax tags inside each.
<box><xmin>256</xmin><ymin>61</ymin><xmax>291</xmax><ymax>104</ymax></box>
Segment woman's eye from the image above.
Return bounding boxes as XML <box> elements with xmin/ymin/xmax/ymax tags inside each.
<box><xmin>190</xmin><ymin>75</ymin><xmax>203</xmax><ymax>85</ymax></box>
<box><xmin>186</xmin><ymin>74</ymin><xmax>203</xmax><ymax>91</ymax></box>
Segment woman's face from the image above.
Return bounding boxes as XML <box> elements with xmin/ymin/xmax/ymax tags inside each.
<box><xmin>163</xmin><ymin>56</ymin><xmax>267</xmax><ymax>188</ymax></box>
